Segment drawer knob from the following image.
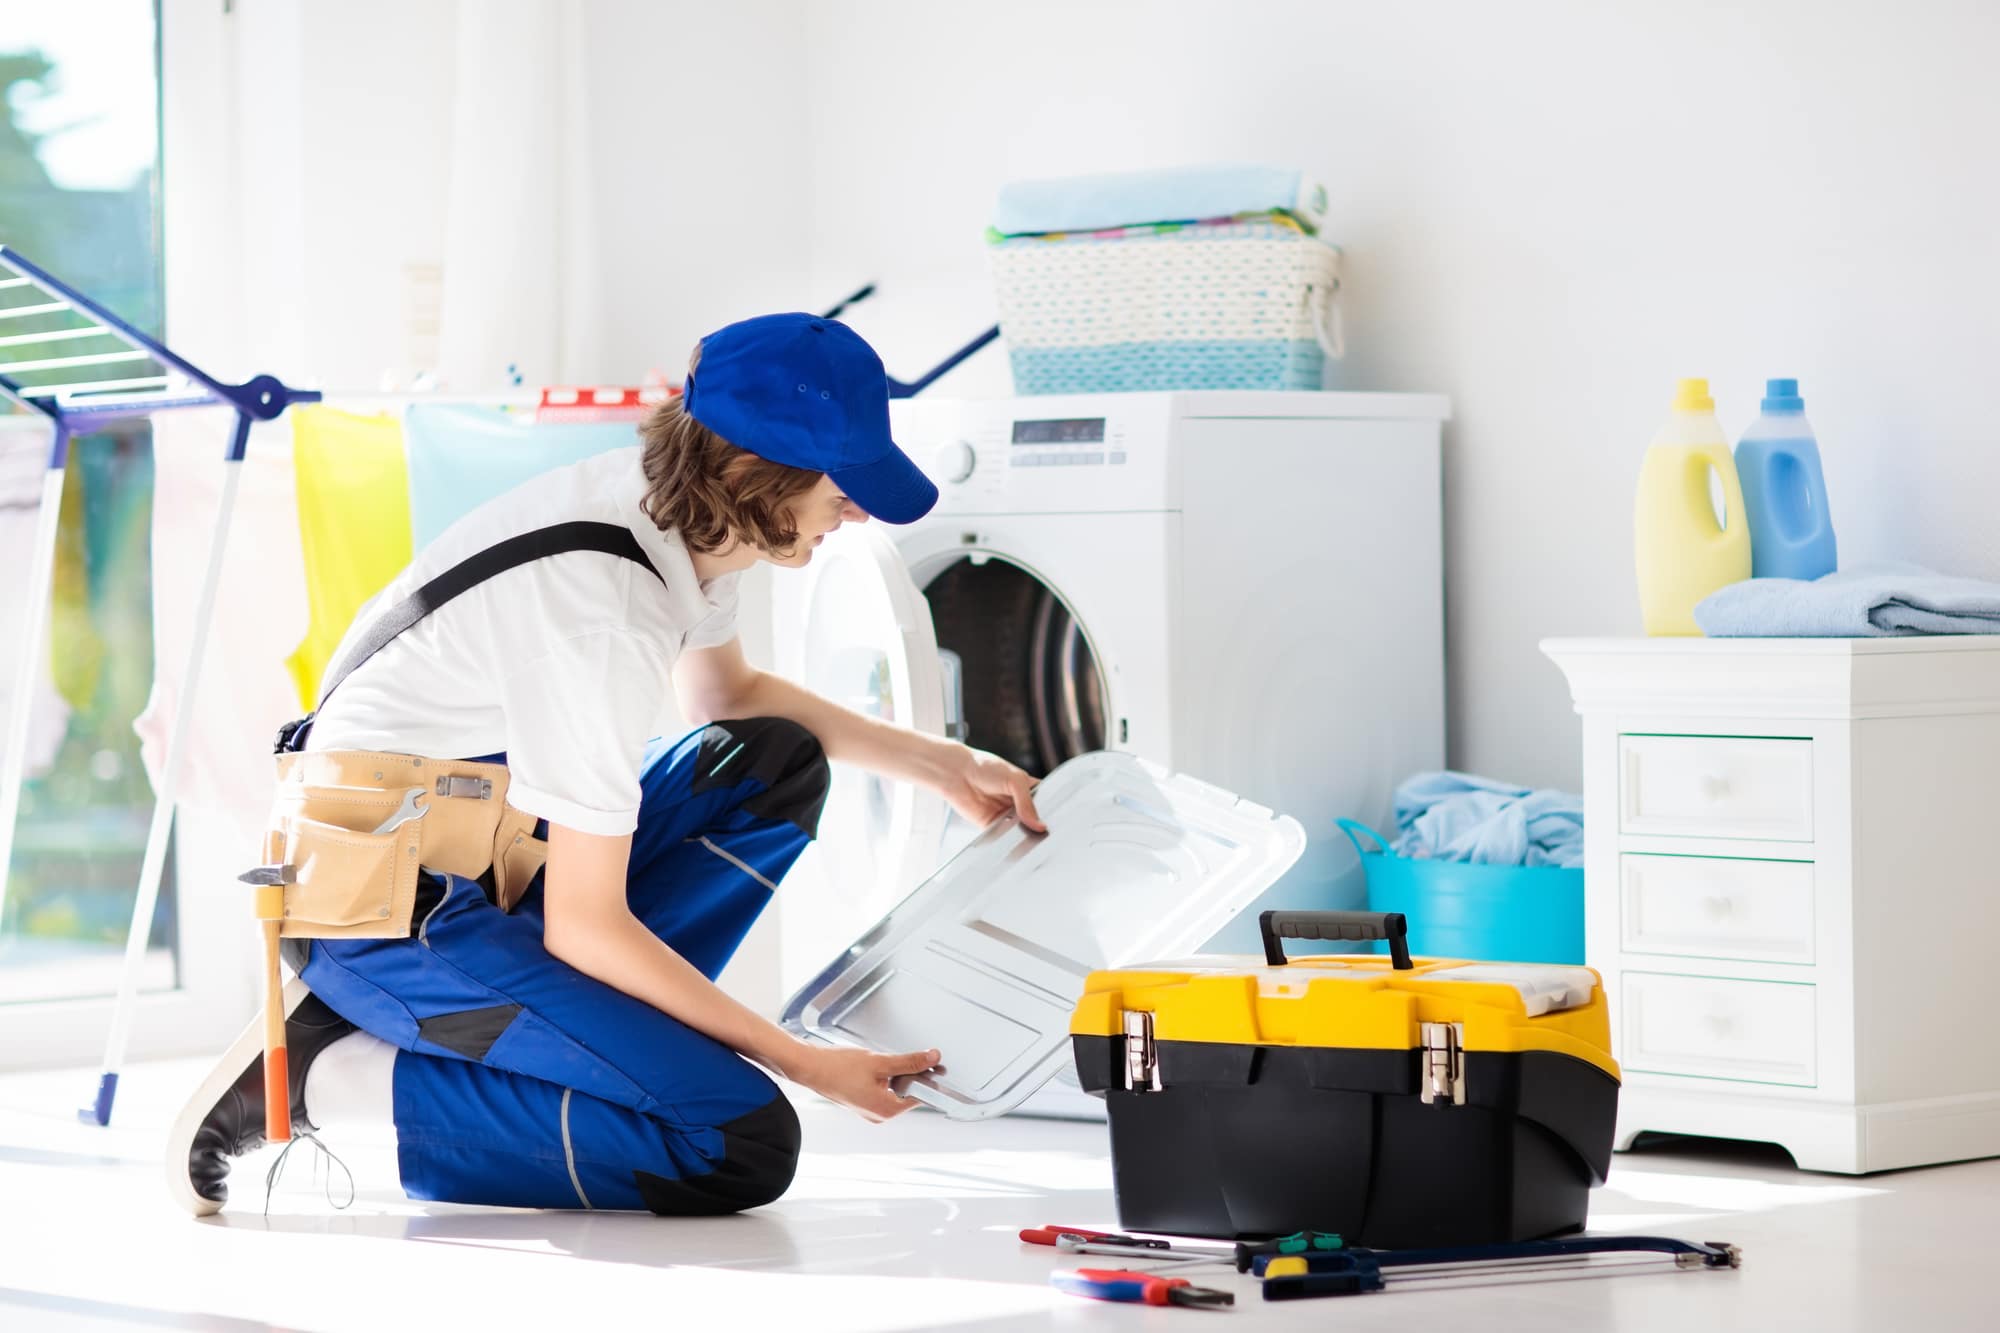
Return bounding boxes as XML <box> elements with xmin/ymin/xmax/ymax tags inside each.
<box><xmin>1703</xmin><ymin>895</ymin><xmax>1736</xmax><ymax>919</ymax></box>
<box><xmin>1703</xmin><ymin>1013</ymin><xmax>1736</xmax><ymax>1038</ymax></box>
<box><xmin>1699</xmin><ymin>774</ymin><xmax>1732</xmax><ymax>801</ymax></box>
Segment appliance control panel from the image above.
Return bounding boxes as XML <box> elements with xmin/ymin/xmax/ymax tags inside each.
<box><xmin>892</xmin><ymin>394</ymin><xmax>1180</xmax><ymax>516</ymax></box>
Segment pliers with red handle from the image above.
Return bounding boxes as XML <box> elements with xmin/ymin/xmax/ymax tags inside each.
<box><xmin>1050</xmin><ymin>1268</ymin><xmax>1235</xmax><ymax>1309</ymax></box>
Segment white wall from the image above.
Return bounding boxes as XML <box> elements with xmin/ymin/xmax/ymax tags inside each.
<box><xmin>166</xmin><ymin>0</ymin><xmax>2000</xmax><ymax>796</ymax></box>
<box><xmin>787</xmin><ymin>0</ymin><xmax>2000</xmax><ymax>790</ymax></box>
<box><xmin>581</xmin><ymin>0</ymin><xmax>810</xmax><ymax>382</ymax></box>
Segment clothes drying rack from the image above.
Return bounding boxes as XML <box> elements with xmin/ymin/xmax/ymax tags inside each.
<box><xmin>0</xmin><ymin>245</ymin><xmax>320</xmax><ymax>1127</ymax></box>
<box><xmin>821</xmin><ymin>285</ymin><xmax>999</xmax><ymax>397</ymax></box>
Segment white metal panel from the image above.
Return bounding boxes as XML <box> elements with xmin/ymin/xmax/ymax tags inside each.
<box><xmin>1619</xmin><ymin>735</ymin><xmax>1815</xmax><ymax>842</ymax></box>
<box><xmin>1623</xmin><ymin>971</ymin><xmax>1817</xmax><ymax>1087</ymax></box>
<box><xmin>782</xmin><ymin>752</ymin><xmax>1306</xmax><ymax>1119</ymax></box>
<box><xmin>1621</xmin><ymin>854</ymin><xmax>1816</xmax><ymax>965</ymax></box>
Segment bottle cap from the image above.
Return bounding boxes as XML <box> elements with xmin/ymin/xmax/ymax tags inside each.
<box><xmin>1673</xmin><ymin>378</ymin><xmax>1714</xmax><ymax>412</ymax></box>
<box><xmin>1761</xmin><ymin>377</ymin><xmax>1805</xmax><ymax>413</ymax></box>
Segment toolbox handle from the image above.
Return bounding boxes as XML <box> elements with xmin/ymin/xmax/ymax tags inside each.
<box><xmin>1261</xmin><ymin>910</ymin><xmax>1413</xmax><ymax>971</ymax></box>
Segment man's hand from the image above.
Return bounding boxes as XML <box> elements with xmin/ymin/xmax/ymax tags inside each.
<box><xmin>935</xmin><ymin>746</ymin><xmax>1046</xmax><ymax>833</ymax></box>
<box><xmin>672</xmin><ymin>649</ymin><xmax>1048</xmax><ymax>835</ymax></box>
<box><xmin>786</xmin><ymin>1043</ymin><xmax>942</xmax><ymax>1122</ymax></box>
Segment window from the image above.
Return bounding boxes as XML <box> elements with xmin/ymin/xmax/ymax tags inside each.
<box><xmin>0</xmin><ymin>3</ymin><xmax>171</xmax><ymax>1013</ymax></box>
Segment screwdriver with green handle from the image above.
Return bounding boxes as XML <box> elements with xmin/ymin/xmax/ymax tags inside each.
<box><xmin>1233</xmin><ymin>1230</ymin><xmax>1345</xmax><ymax>1271</ymax></box>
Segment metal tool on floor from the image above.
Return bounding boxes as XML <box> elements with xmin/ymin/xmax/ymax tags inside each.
<box><xmin>1255</xmin><ymin>1235</ymin><xmax>1742</xmax><ymax>1300</ymax></box>
<box><xmin>1019</xmin><ymin>1225</ymin><xmax>1171</xmax><ymax>1250</ymax></box>
<box><xmin>1020</xmin><ymin>1225</ymin><xmax>1233</xmax><ymax>1264</ymax></box>
<box><xmin>1054</xmin><ymin>1235</ymin><xmax>1228</xmax><ymax>1265</ymax></box>
<box><xmin>1051</xmin><ymin>1269</ymin><xmax>1235</xmax><ymax>1310</ymax></box>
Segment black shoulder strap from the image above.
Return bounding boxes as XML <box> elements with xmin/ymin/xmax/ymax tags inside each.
<box><xmin>313</xmin><ymin>520</ymin><xmax>663</xmax><ymax>713</ymax></box>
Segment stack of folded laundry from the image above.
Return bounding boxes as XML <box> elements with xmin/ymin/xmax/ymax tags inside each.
<box><xmin>987</xmin><ymin>164</ymin><xmax>1344</xmax><ymax>395</ymax></box>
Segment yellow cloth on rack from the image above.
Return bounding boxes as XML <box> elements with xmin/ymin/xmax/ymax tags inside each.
<box><xmin>284</xmin><ymin>406</ymin><xmax>413</xmax><ymax>711</ymax></box>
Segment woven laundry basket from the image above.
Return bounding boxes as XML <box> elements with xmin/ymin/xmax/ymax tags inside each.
<box><xmin>988</xmin><ymin>216</ymin><xmax>1343</xmax><ymax>395</ymax></box>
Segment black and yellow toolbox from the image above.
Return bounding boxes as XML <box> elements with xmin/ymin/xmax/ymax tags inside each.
<box><xmin>1069</xmin><ymin>910</ymin><xmax>1620</xmax><ymax>1247</ymax></box>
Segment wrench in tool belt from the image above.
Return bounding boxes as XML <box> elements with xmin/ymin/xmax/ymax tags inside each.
<box><xmin>373</xmin><ymin>787</ymin><xmax>429</xmax><ymax>835</ymax></box>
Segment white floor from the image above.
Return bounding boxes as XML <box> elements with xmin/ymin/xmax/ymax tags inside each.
<box><xmin>1</xmin><ymin>1058</ymin><xmax>1994</xmax><ymax>1331</ymax></box>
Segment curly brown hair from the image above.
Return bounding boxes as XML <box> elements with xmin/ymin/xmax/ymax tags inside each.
<box><xmin>637</xmin><ymin>394</ymin><xmax>825</xmax><ymax>557</ymax></box>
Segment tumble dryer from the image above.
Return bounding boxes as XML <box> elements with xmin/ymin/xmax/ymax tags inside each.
<box><xmin>770</xmin><ymin>389</ymin><xmax>1449</xmax><ymax>997</ymax></box>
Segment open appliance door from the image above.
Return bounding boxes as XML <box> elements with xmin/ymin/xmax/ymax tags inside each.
<box><xmin>784</xmin><ymin>524</ymin><xmax>951</xmax><ymax>980</ymax></box>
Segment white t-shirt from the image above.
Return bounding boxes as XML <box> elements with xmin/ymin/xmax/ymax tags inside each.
<box><xmin>307</xmin><ymin>446</ymin><xmax>742</xmax><ymax>835</ymax></box>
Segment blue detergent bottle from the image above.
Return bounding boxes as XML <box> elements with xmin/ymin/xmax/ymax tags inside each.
<box><xmin>1735</xmin><ymin>378</ymin><xmax>1837</xmax><ymax>580</ymax></box>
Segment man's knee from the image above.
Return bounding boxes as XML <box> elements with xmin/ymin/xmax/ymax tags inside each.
<box><xmin>631</xmin><ymin>1092</ymin><xmax>802</xmax><ymax>1215</ymax></box>
<box><xmin>692</xmin><ymin>717</ymin><xmax>830</xmax><ymax>837</ymax></box>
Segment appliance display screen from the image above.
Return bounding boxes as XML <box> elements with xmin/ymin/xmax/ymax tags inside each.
<box><xmin>1011</xmin><ymin>417</ymin><xmax>1106</xmax><ymax>445</ymax></box>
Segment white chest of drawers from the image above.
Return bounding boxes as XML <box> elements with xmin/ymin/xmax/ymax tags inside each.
<box><xmin>1542</xmin><ymin>636</ymin><xmax>2000</xmax><ymax>1173</ymax></box>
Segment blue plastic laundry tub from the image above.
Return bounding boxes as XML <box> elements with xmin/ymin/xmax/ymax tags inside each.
<box><xmin>1339</xmin><ymin>819</ymin><xmax>1584</xmax><ymax>965</ymax></box>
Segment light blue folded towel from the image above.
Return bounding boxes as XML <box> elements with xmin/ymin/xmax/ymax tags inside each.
<box><xmin>1391</xmin><ymin>771</ymin><xmax>1584</xmax><ymax>869</ymax></box>
<box><xmin>991</xmin><ymin>164</ymin><xmax>1329</xmax><ymax>236</ymax></box>
<box><xmin>1695</xmin><ymin>562</ymin><xmax>2000</xmax><ymax>637</ymax></box>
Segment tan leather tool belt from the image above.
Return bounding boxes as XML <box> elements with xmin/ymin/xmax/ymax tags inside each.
<box><xmin>256</xmin><ymin>749</ymin><xmax>548</xmax><ymax>938</ymax></box>
<box><xmin>251</xmin><ymin>524</ymin><xmax>652</xmax><ymax>939</ymax></box>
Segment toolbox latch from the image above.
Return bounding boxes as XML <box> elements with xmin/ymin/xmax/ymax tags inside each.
<box><xmin>1420</xmin><ymin>1021</ymin><xmax>1466</xmax><ymax>1106</ymax></box>
<box><xmin>1122</xmin><ymin>1010</ymin><xmax>1161</xmax><ymax>1093</ymax></box>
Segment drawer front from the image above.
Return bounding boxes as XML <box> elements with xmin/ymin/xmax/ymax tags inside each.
<box><xmin>1621</xmin><ymin>854</ymin><xmax>1815</xmax><ymax>964</ymax></box>
<box><xmin>1622</xmin><ymin>971</ymin><xmax>1816</xmax><ymax>1086</ymax></box>
<box><xmin>1619</xmin><ymin>735</ymin><xmax>1814</xmax><ymax>841</ymax></box>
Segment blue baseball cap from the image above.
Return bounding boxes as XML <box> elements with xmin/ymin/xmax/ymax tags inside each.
<box><xmin>683</xmin><ymin>313</ymin><xmax>938</xmax><ymax>524</ymax></box>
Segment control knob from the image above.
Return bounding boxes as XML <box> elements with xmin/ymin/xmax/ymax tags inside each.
<box><xmin>932</xmin><ymin>439</ymin><xmax>976</xmax><ymax>484</ymax></box>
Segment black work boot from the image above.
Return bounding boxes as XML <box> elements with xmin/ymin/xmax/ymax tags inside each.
<box><xmin>165</xmin><ymin>979</ymin><xmax>357</xmax><ymax>1216</ymax></box>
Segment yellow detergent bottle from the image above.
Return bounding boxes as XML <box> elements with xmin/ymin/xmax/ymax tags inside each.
<box><xmin>1634</xmin><ymin>378</ymin><xmax>1751</xmax><ymax>635</ymax></box>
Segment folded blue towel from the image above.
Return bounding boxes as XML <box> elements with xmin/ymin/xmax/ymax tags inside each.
<box><xmin>991</xmin><ymin>164</ymin><xmax>1329</xmax><ymax>237</ymax></box>
<box><xmin>1391</xmin><ymin>771</ymin><xmax>1584</xmax><ymax>869</ymax></box>
<box><xmin>1695</xmin><ymin>562</ymin><xmax>2000</xmax><ymax>637</ymax></box>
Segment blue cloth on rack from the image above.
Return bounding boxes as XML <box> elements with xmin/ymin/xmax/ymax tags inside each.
<box><xmin>991</xmin><ymin>164</ymin><xmax>1327</xmax><ymax>236</ymax></box>
<box><xmin>1391</xmin><ymin>771</ymin><xmax>1584</xmax><ymax>869</ymax></box>
<box><xmin>1695</xmin><ymin>562</ymin><xmax>2000</xmax><ymax>637</ymax></box>
<box><xmin>404</xmin><ymin>404</ymin><xmax>638</xmax><ymax>551</ymax></box>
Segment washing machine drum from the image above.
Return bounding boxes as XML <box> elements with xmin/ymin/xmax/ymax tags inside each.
<box><xmin>922</xmin><ymin>558</ymin><xmax>1107</xmax><ymax>777</ymax></box>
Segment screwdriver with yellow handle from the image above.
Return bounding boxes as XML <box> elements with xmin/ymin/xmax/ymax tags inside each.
<box><xmin>1256</xmin><ymin>1235</ymin><xmax>1742</xmax><ymax>1299</ymax></box>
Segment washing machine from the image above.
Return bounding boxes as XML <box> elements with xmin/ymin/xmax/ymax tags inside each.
<box><xmin>770</xmin><ymin>389</ymin><xmax>1449</xmax><ymax>1006</ymax></box>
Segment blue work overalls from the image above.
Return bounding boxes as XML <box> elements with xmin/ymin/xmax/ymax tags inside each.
<box><xmin>289</xmin><ymin>716</ymin><xmax>828</xmax><ymax>1214</ymax></box>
